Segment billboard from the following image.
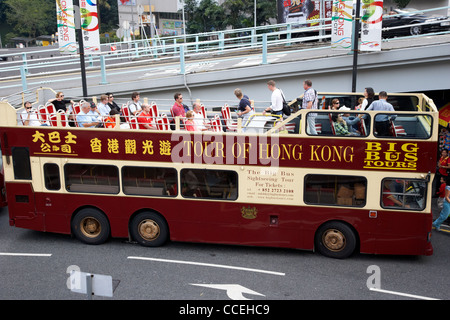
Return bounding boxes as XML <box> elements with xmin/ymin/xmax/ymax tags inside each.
<box><xmin>360</xmin><ymin>0</ymin><xmax>383</xmax><ymax>51</ymax></box>
<box><xmin>56</xmin><ymin>0</ymin><xmax>77</xmax><ymax>54</ymax></box>
<box><xmin>80</xmin><ymin>0</ymin><xmax>101</xmax><ymax>54</ymax></box>
<box><xmin>278</xmin><ymin>0</ymin><xmax>333</xmax><ymax>27</ymax></box>
<box><xmin>331</xmin><ymin>0</ymin><xmax>353</xmax><ymax>50</ymax></box>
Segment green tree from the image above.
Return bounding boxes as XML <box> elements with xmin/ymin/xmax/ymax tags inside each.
<box><xmin>184</xmin><ymin>0</ymin><xmax>225</xmax><ymax>34</ymax></box>
<box><xmin>392</xmin><ymin>0</ymin><xmax>411</xmax><ymax>9</ymax></box>
<box><xmin>4</xmin><ymin>0</ymin><xmax>56</xmax><ymax>39</ymax></box>
<box><xmin>222</xmin><ymin>0</ymin><xmax>276</xmax><ymax>28</ymax></box>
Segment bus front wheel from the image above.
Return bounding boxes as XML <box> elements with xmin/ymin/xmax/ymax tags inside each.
<box><xmin>130</xmin><ymin>211</ymin><xmax>169</xmax><ymax>247</ymax></box>
<box><xmin>71</xmin><ymin>208</ymin><xmax>110</xmax><ymax>245</ymax></box>
<box><xmin>315</xmin><ymin>221</ymin><xmax>357</xmax><ymax>259</ymax></box>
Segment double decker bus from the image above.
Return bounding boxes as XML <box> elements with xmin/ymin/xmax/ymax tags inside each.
<box><xmin>0</xmin><ymin>91</ymin><xmax>436</xmax><ymax>258</ymax></box>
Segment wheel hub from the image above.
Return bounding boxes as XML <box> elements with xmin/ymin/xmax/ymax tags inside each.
<box><xmin>138</xmin><ymin>219</ymin><xmax>160</xmax><ymax>241</ymax></box>
<box><xmin>80</xmin><ymin>217</ymin><xmax>101</xmax><ymax>238</ymax></box>
<box><xmin>323</xmin><ymin>229</ymin><xmax>346</xmax><ymax>252</ymax></box>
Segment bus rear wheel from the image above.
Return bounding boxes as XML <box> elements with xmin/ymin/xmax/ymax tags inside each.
<box><xmin>71</xmin><ymin>208</ymin><xmax>110</xmax><ymax>245</ymax></box>
<box><xmin>315</xmin><ymin>222</ymin><xmax>357</xmax><ymax>259</ymax></box>
<box><xmin>130</xmin><ymin>212</ymin><xmax>169</xmax><ymax>247</ymax></box>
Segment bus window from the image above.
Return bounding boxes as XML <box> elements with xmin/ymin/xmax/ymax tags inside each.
<box><xmin>312</xmin><ymin>111</ymin><xmax>371</xmax><ymax>137</ymax></box>
<box><xmin>375</xmin><ymin>114</ymin><xmax>432</xmax><ymax>139</ymax></box>
<box><xmin>65</xmin><ymin>164</ymin><xmax>119</xmax><ymax>194</ymax></box>
<box><xmin>122</xmin><ymin>166</ymin><xmax>177</xmax><ymax>197</ymax></box>
<box><xmin>12</xmin><ymin>147</ymin><xmax>31</xmax><ymax>180</ymax></box>
<box><xmin>181</xmin><ymin>169</ymin><xmax>238</xmax><ymax>200</ymax></box>
<box><xmin>381</xmin><ymin>179</ymin><xmax>426</xmax><ymax>210</ymax></box>
<box><xmin>304</xmin><ymin>174</ymin><xmax>367</xmax><ymax>207</ymax></box>
<box><xmin>43</xmin><ymin>163</ymin><xmax>61</xmax><ymax>190</ymax></box>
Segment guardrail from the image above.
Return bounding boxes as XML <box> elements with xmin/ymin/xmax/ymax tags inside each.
<box><xmin>1</xmin><ymin>6</ymin><xmax>449</xmax><ymax>97</ymax></box>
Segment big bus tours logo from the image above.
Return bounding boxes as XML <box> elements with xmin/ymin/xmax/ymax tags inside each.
<box><xmin>364</xmin><ymin>142</ymin><xmax>419</xmax><ymax>170</ymax></box>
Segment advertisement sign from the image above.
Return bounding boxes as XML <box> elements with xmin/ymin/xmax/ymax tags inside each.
<box><xmin>331</xmin><ymin>0</ymin><xmax>353</xmax><ymax>50</ymax></box>
<box><xmin>278</xmin><ymin>0</ymin><xmax>333</xmax><ymax>27</ymax></box>
<box><xmin>118</xmin><ymin>0</ymin><xmax>136</xmax><ymax>5</ymax></box>
<box><xmin>80</xmin><ymin>0</ymin><xmax>101</xmax><ymax>54</ymax></box>
<box><xmin>56</xmin><ymin>0</ymin><xmax>77</xmax><ymax>55</ymax></box>
<box><xmin>360</xmin><ymin>0</ymin><xmax>383</xmax><ymax>51</ymax></box>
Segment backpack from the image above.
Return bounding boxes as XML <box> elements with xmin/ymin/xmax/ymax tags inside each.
<box><xmin>280</xmin><ymin>90</ymin><xmax>291</xmax><ymax>116</ymax></box>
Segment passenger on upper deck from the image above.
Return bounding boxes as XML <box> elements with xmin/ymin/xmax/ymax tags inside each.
<box><xmin>106</xmin><ymin>92</ymin><xmax>120</xmax><ymax>113</ymax></box>
<box><xmin>104</xmin><ymin>109</ymin><xmax>119</xmax><ymax>129</ymax></box>
<box><xmin>77</xmin><ymin>102</ymin><xmax>100</xmax><ymax>128</ymax></box>
<box><xmin>302</xmin><ymin>79</ymin><xmax>318</xmax><ymax>135</ymax></box>
<box><xmin>263</xmin><ymin>80</ymin><xmax>283</xmax><ymax>116</ymax></box>
<box><xmin>97</xmin><ymin>95</ymin><xmax>111</xmax><ymax>116</ymax></box>
<box><xmin>47</xmin><ymin>91</ymin><xmax>75</xmax><ymax>112</ymax></box>
<box><xmin>185</xmin><ymin>111</ymin><xmax>197</xmax><ymax>132</ymax></box>
<box><xmin>332</xmin><ymin>113</ymin><xmax>358</xmax><ymax>136</ymax></box>
<box><xmin>137</xmin><ymin>103</ymin><xmax>156</xmax><ymax>130</ymax></box>
<box><xmin>171</xmin><ymin>92</ymin><xmax>186</xmax><ymax>118</ymax></box>
<box><xmin>234</xmin><ymin>88</ymin><xmax>254</xmax><ymax>125</ymax></box>
<box><xmin>360</xmin><ymin>87</ymin><xmax>375</xmax><ymax>111</ymax></box>
<box><xmin>366</xmin><ymin>91</ymin><xmax>396</xmax><ymax>137</ymax></box>
<box><xmin>20</xmin><ymin>101</ymin><xmax>46</xmax><ymax>126</ymax></box>
<box><xmin>128</xmin><ymin>92</ymin><xmax>142</xmax><ymax>116</ymax></box>
<box><xmin>192</xmin><ymin>103</ymin><xmax>208</xmax><ymax>131</ymax></box>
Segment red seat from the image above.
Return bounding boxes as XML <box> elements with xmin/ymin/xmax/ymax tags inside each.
<box><xmin>129</xmin><ymin>117</ymin><xmax>138</xmax><ymax>129</ymax></box>
<box><xmin>38</xmin><ymin>105</ymin><xmax>48</xmax><ymax>123</ymax></box>
<box><xmin>329</xmin><ymin>113</ymin><xmax>336</xmax><ymax>135</ymax></box>
<box><xmin>156</xmin><ymin>113</ymin><xmax>170</xmax><ymax>131</ymax></box>
<box><xmin>221</xmin><ymin>104</ymin><xmax>237</xmax><ymax>131</ymax></box>
<box><xmin>211</xmin><ymin>114</ymin><xmax>223</xmax><ymax>132</ymax></box>
<box><xmin>122</xmin><ymin>104</ymin><xmax>131</xmax><ymax>124</ymax></box>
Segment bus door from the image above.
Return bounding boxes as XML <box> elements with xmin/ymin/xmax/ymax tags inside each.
<box><xmin>6</xmin><ymin>147</ymin><xmax>43</xmax><ymax>230</ymax></box>
<box><xmin>37</xmin><ymin>158</ymin><xmax>67</xmax><ymax>233</ymax></box>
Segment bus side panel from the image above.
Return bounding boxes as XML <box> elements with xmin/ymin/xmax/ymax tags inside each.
<box><xmin>374</xmin><ymin>210</ymin><xmax>433</xmax><ymax>256</ymax></box>
<box><xmin>7</xmin><ymin>182</ymin><xmax>44</xmax><ymax>232</ymax></box>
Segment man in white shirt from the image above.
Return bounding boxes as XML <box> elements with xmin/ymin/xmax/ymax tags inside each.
<box><xmin>128</xmin><ymin>91</ymin><xmax>142</xmax><ymax>116</ymax></box>
<box><xmin>263</xmin><ymin>80</ymin><xmax>283</xmax><ymax>115</ymax></box>
<box><xmin>193</xmin><ymin>102</ymin><xmax>207</xmax><ymax>131</ymax></box>
<box><xmin>20</xmin><ymin>101</ymin><xmax>45</xmax><ymax>126</ymax></box>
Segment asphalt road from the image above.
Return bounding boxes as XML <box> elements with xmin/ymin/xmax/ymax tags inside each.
<box><xmin>0</xmin><ymin>202</ymin><xmax>449</xmax><ymax>304</ymax></box>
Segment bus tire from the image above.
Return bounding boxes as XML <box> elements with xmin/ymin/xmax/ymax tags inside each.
<box><xmin>314</xmin><ymin>221</ymin><xmax>357</xmax><ymax>259</ymax></box>
<box><xmin>130</xmin><ymin>211</ymin><xmax>169</xmax><ymax>247</ymax></box>
<box><xmin>71</xmin><ymin>208</ymin><xmax>110</xmax><ymax>245</ymax></box>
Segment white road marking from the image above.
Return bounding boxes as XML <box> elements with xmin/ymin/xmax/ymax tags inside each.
<box><xmin>127</xmin><ymin>256</ymin><xmax>285</xmax><ymax>276</ymax></box>
<box><xmin>0</xmin><ymin>252</ymin><xmax>52</xmax><ymax>257</ymax></box>
<box><xmin>369</xmin><ymin>287</ymin><xmax>439</xmax><ymax>300</ymax></box>
<box><xmin>190</xmin><ymin>284</ymin><xmax>265</xmax><ymax>300</ymax></box>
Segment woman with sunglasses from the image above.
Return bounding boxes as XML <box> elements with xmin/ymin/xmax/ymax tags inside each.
<box><xmin>106</xmin><ymin>92</ymin><xmax>121</xmax><ymax>113</ymax></box>
<box><xmin>47</xmin><ymin>91</ymin><xmax>75</xmax><ymax>112</ymax></box>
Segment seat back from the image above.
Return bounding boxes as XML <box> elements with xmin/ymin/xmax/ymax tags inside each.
<box><xmin>221</xmin><ymin>104</ymin><xmax>231</xmax><ymax>120</ymax></box>
<box><xmin>211</xmin><ymin>114</ymin><xmax>223</xmax><ymax>132</ymax></box>
<box><xmin>156</xmin><ymin>113</ymin><xmax>170</xmax><ymax>131</ymax></box>
<box><xmin>49</xmin><ymin>113</ymin><xmax>58</xmax><ymax>127</ymax></box>
<box><xmin>200</xmin><ymin>104</ymin><xmax>207</xmax><ymax>119</ymax></box>
<box><xmin>38</xmin><ymin>105</ymin><xmax>48</xmax><ymax>122</ymax></box>
<box><xmin>45</xmin><ymin>103</ymin><xmax>56</xmax><ymax>115</ymax></box>
<box><xmin>129</xmin><ymin>117</ymin><xmax>138</xmax><ymax>129</ymax></box>
<box><xmin>122</xmin><ymin>104</ymin><xmax>131</xmax><ymax>123</ymax></box>
<box><xmin>329</xmin><ymin>113</ymin><xmax>336</xmax><ymax>135</ymax></box>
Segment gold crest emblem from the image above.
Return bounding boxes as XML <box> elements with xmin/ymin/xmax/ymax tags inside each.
<box><xmin>241</xmin><ymin>206</ymin><xmax>258</xmax><ymax>219</ymax></box>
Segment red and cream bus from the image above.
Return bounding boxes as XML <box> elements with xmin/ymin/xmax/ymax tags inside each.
<box><xmin>0</xmin><ymin>91</ymin><xmax>436</xmax><ymax>258</ymax></box>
